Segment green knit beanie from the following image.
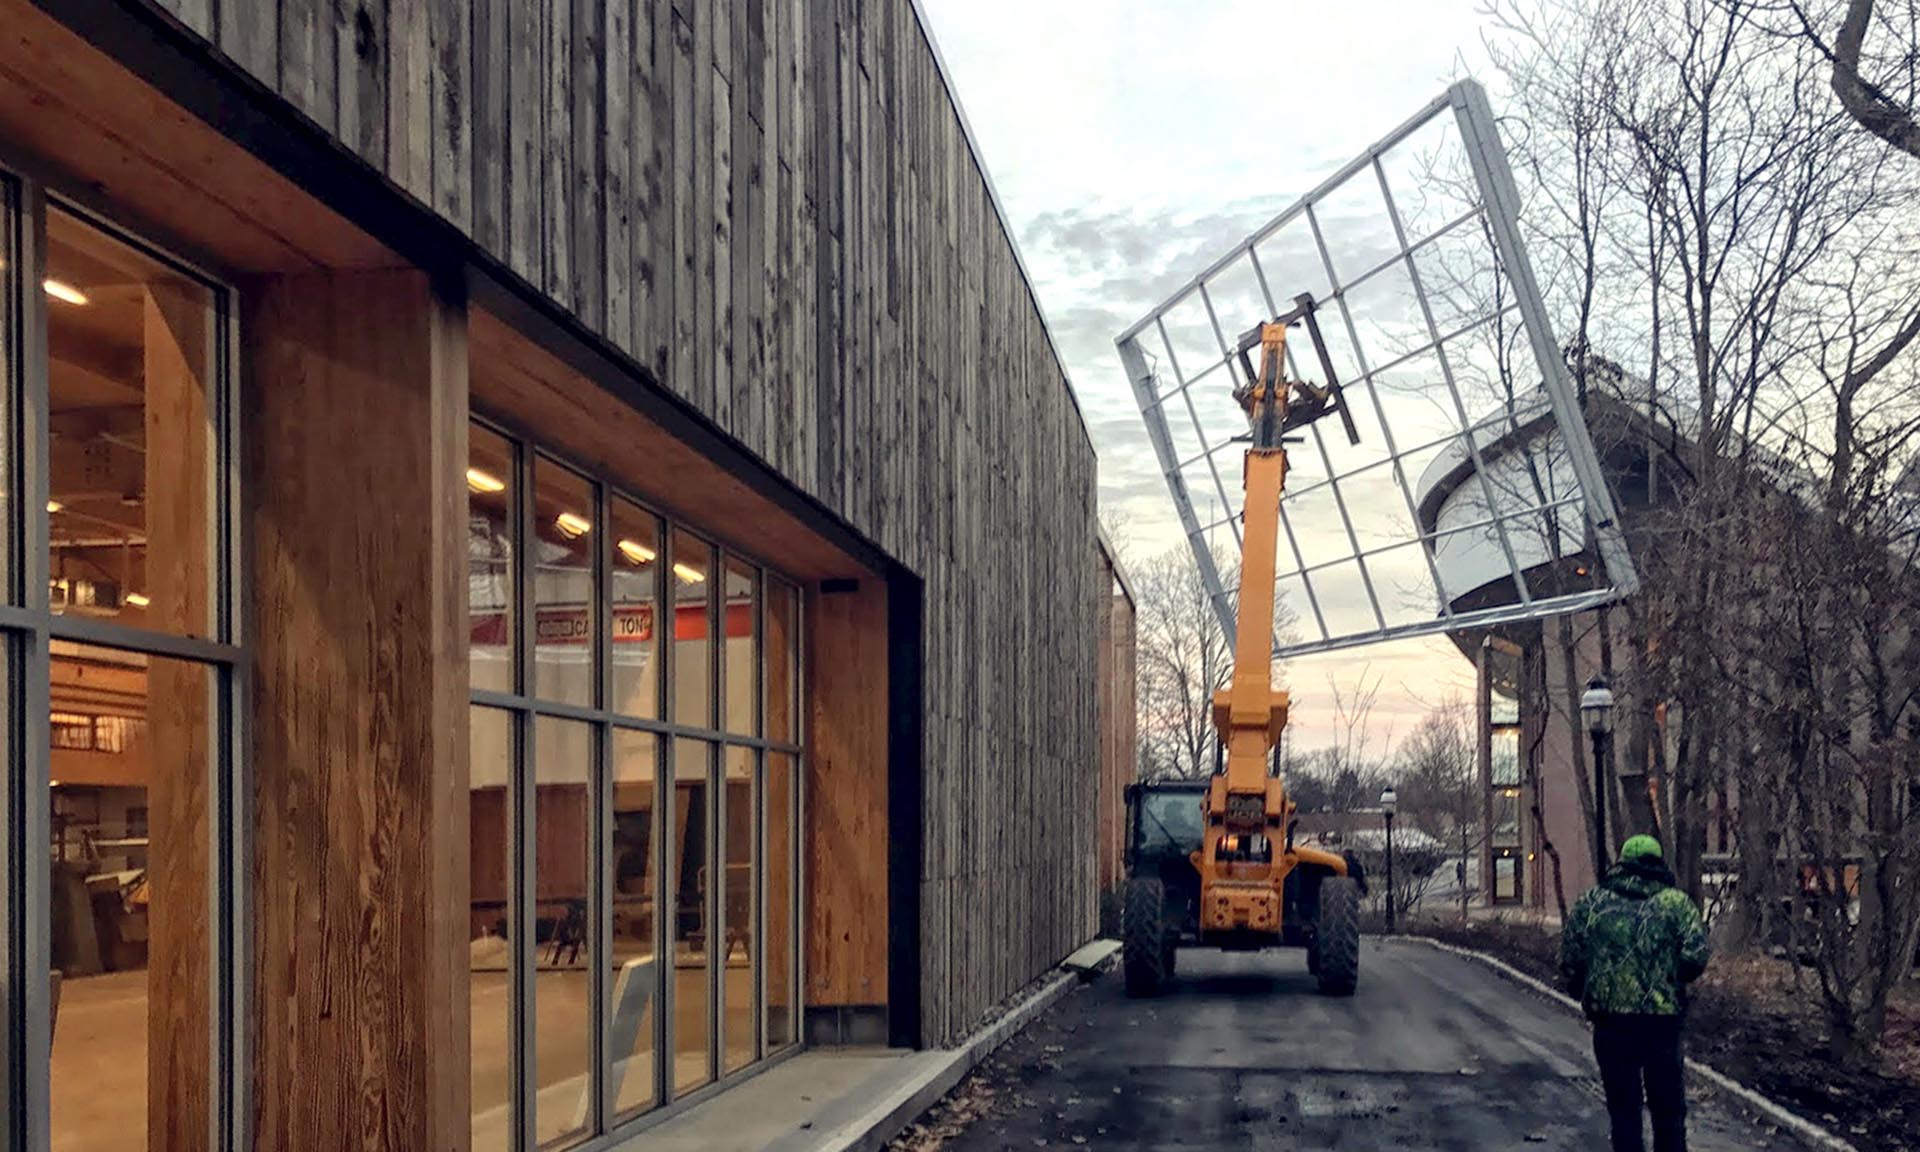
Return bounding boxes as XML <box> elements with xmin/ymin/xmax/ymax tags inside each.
<box><xmin>1620</xmin><ymin>834</ymin><xmax>1663</xmax><ymax>862</ymax></box>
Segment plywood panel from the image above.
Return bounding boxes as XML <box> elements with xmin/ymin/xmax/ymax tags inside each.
<box><xmin>245</xmin><ymin>270</ymin><xmax>468</xmax><ymax>1152</ymax></box>
<box><xmin>804</xmin><ymin>579</ymin><xmax>888</xmax><ymax>1007</ymax></box>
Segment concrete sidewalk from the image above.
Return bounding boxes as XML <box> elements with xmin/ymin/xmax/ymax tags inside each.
<box><xmin>623</xmin><ymin>953</ymin><xmax>1107</xmax><ymax>1152</ymax></box>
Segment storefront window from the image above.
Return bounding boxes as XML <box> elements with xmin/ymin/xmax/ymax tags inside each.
<box><xmin>464</xmin><ymin>419</ymin><xmax>805</xmax><ymax>1139</ymax></box>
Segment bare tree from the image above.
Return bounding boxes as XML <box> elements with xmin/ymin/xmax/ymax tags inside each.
<box><xmin>1396</xmin><ymin>698</ymin><xmax>1486</xmax><ymax>918</ymax></box>
<box><xmin>1132</xmin><ymin>545</ymin><xmax>1300</xmax><ymax>780</ymax></box>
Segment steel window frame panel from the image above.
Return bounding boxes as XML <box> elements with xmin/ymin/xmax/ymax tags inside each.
<box><xmin>10</xmin><ymin>169</ymin><xmax>248</xmax><ymax>1152</ymax></box>
<box><xmin>1118</xmin><ymin>78</ymin><xmax>1638</xmax><ymax>658</ymax></box>
<box><xmin>1450</xmin><ymin>81</ymin><xmax>1639</xmax><ymax>599</ymax></box>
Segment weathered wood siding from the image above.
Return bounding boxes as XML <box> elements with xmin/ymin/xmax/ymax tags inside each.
<box><xmin>147</xmin><ymin>0</ymin><xmax>1100</xmax><ymax>1045</ymax></box>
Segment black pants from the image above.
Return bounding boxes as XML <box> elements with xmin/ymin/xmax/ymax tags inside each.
<box><xmin>1592</xmin><ymin>1013</ymin><xmax>1688</xmax><ymax>1152</ymax></box>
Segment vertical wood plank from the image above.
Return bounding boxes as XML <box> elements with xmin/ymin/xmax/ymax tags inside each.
<box><xmin>217</xmin><ymin>1</ymin><xmax>278</xmax><ymax>80</ymax></box>
<box><xmin>430</xmin><ymin>0</ymin><xmax>473</xmax><ymax>231</ymax></box>
<box><xmin>386</xmin><ymin>0</ymin><xmax>432</xmax><ymax>197</ymax></box>
<box><xmin>571</xmin><ymin>0</ymin><xmax>606</xmax><ymax>328</ymax></box>
<box><xmin>543</xmin><ymin>0</ymin><xmax>575</xmax><ymax>310</ymax></box>
<box><xmin>507</xmin><ymin>0</ymin><xmax>544</xmax><ymax>282</ymax></box>
<box><xmin>709</xmin><ymin>0</ymin><xmax>732</xmax><ymax>429</ymax></box>
<box><xmin>278</xmin><ymin>0</ymin><xmax>339</xmax><ymax>136</ymax></box>
<box><xmin>335</xmin><ymin>0</ymin><xmax>387</xmax><ymax>163</ymax></box>
<box><xmin>671</xmin><ymin>4</ymin><xmax>699</xmax><ymax>405</ymax></box>
<box><xmin>472</xmin><ymin>0</ymin><xmax>510</xmax><ymax>253</ymax></box>
<box><xmin>604</xmin><ymin>0</ymin><xmax>636</xmax><ymax>354</ymax></box>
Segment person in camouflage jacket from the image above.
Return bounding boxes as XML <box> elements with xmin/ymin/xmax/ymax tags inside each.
<box><xmin>1561</xmin><ymin>835</ymin><xmax>1710</xmax><ymax>1152</ymax></box>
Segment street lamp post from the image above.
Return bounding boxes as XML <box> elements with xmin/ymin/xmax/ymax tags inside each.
<box><xmin>1381</xmin><ymin>787</ymin><xmax>1399</xmax><ymax>933</ymax></box>
<box><xmin>1581</xmin><ymin>677</ymin><xmax>1616</xmax><ymax>882</ymax></box>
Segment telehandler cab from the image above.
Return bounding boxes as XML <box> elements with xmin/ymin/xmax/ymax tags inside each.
<box><xmin>1121</xmin><ymin>295</ymin><xmax>1370</xmax><ymax>998</ymax></box>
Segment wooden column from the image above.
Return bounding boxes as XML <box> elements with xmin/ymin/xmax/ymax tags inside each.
<box><xmin>804</xmin><ymin>578</ymin><xmax>889</xmax><ymax>1042</ymax></box>
<box><xmin>244</xmin><ymin>270</ymin><xmax>469</xmax><ymax>1152</ymax></box>
<box><xmin>143</xmin><ymin>279</ymin><xmax>213</xmax><ymax>1151</ymax></box>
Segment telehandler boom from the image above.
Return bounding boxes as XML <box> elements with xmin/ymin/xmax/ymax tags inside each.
<box><xmin>1123</xmin><ymin>294</ymin><xmax>1369</xmax><ymax>997</ymax></box>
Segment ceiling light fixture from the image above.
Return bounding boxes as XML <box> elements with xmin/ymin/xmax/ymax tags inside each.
<box><xmin>43</xmin><ymin>279</ymin><xmax>89</xmax><ymax>306</ymax></box>
<box><xmin>672</xmin><ymin>562</ymin><xmax>706</xmax><ymax>584</ymax></box>
<box><xmin>125</xmin><ymin>592</ymin><xmax>151</xmax><ymax>609</ymax></box>
<box><xmin>555</xmin><ymin>511</ymin><xmax>591</xmax><ymax>539</ymax></box>
<box><xmin>618</xmin><ymin>539</ymin><xmax>657</xmax><ymax>565</ymax></box>
<box><xmin>466</xmin><ymin>467</ymin><xmax>506</xmax><ymax>494</ymax></box>
<box><xmin>46</xmin><ymin>500</ymin><xmax>63</xmax><ymax>514</ymax></box>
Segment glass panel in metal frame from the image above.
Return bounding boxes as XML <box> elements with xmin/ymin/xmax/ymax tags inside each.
<box><xmin>668</xmin><ymin>737</ymin><xmax>713</xmax><ymax>1098</ymax></box>
<box><xmin>46</xmin><ymin>206</ymin><xmax>221</xmax><ymax>640</ymax></box>
<box><xmin>670</xmin><ymin>533</ymin><xmax>715</xmax><ymax>730</ymax></box>
<box><xmin>1117</xmin><ymin>80</ymin><xmax>1638</xmax><ymax>659</ymax></box>
<box><xmin>469</xmin><ymin>706</ymin><xmax>515</xmax><ymax>1152</ymax></box>
<box><xmin>469</xmin><ymin>424</ymin><xmax>518</xmax><ymax>695</ymax></box>
<box><xmin>720</xmin><ymin>745</ymin><xmax>755</xmax><ymax>1073</ymax></box>
<box><xmin>609</xmin><ymin>499</ymin><xmax>661</xmax><ymax>721</ymax></box>
<box><xmin>532</xmin><ymin>716</ymin><xmax>593</xmax><ymax>1150</ymax></box>
<box><xmin>763</xmin><ymin>750</ymin><xmax>798</xmax><ymax>1052</ymax></box>
<box><xmin>608</xmin><ymin>728</ymin><xmax>660</xmax><ymax>1121</ymax></box>
<box><xmin>532</xmin><ymin>460</ymin><xmax>596</xmax><ymax>709</ymax></box>
<box><xmin>47</xmin><ymin>646</ymin><xmax>216</xmax><ymax>1152</ymax></box>
<box><xmin>723</xmin><ymin>558</ymin><xmax>758</xmax><ymax>738</ymax></box>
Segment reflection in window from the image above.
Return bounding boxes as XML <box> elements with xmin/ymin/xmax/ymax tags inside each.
<box><xmin>724</xmin><ymin>557</ymin><xmax>758</xmax><ymax>736</ymax></box>
<box><xmin>723</xmin><ymin>747</ymin><xmax>756</xmax><ymax>1072</ymax></box>
<box><xmin>671</xmin><ymin>738</ymin><xmax>713</xmax><ymax>1097</ymax></box>
<box><xmin>766</xmin><ymin>580</ymin><xmax>799</xmax><ymax>745</ymax></box>
<box><xmin>611</xmin><ymin>499</ymin><xmax>661</xmax><ymax>719</ymax></box>
<box><xmin>534</xmin><ymin>460</ymin><xmax>595</xmax><ymax>708</ymax></box>
<box><xmin>534</xmin><ymin>717</ymin><xmax>593</xmax><ymax>1149</ymax></box>
<box><xmin>48</xmin><ymin>207</ymin><xmax>218</xmax><ymax>637</ymax></box>
<box><xmin>469</xmin><ymin>425</ymin><xmax>517</xmax><ymax>695</ymax></box>
<box><xmin>765</xmin><ymin>752</ymin><xmax>798</xmax><ymax>1052</ymax></box>
<box><xmin>469</xmin><ymin>707</ymin><xmax>514</xmax><ymax>1152</ymax></box>
<box><xmin>610</xmin><ymin>729</ymin><xmax>660</xmax><ymax>1120</ymax></box>
<box><xmin>48</xmin><ymin>645</ymin><xmax>213</xmax><ymax>1152</ymax></box>
<box><xmin>671</xmin><ymin>531</ymin><xmax>715</xmax><ymax>729</ymax></box>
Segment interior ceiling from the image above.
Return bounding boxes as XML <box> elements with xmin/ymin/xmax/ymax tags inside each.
<box><xmin>47</xmin><ymin>212</ymin><xmax>161</xmax><ymax>576</ymax></box>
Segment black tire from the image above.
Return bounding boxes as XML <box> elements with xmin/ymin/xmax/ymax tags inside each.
<box><xmin>1123</xmin><ymin>877</ymin><xmax>1169</xmax><ymax>997</ymax></box>
<box><xmin>1316</xmin><ymin>876</ymin><xmax>1361</xmax><ymax>996</ymax></box>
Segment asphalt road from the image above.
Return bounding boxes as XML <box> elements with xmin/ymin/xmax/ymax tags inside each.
<box><xmin>906</xmin><ymin>939</ymin><xmax>1812</xmax><ymax>1152</ymax></box>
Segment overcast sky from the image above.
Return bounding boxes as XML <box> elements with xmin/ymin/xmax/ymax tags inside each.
<box><xmin>916</xmin><ymin>0</ymin><xmax>1500</xmax><ymax>753</ymax></box>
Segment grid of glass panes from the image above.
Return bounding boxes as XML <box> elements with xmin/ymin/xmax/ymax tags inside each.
<box><xmin>1116</xmin><ymin>81</ymin><xmax>1635</xmax><ymax>658</ymax></box>
<box><xmin>1</xmin><ymin>176</ymin><xmax>246</xmax><ymax>1152</ymax></box>
<box><xmin>466</xmin><ymin>419</ymin><xmax>804</xmax><ymax>1152</ymax></box>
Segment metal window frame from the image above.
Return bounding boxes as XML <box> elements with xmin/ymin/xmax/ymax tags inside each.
<box><xmin>1116</xmin><ymin>79</ymin><xmax>1639</xmax><ymax>658</ymax></box>
<box><xmin>5</xmin><ymin>167</ymin><xmax>247</xmax><ymax>1152</ymax></box>
<box><xmin>463</xmin><ymin>417</ymin><xmax>808</xmax><ymax>1152</ymax></box>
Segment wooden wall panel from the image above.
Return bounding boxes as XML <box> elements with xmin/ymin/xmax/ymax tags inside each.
<box><xmin>245</xmin><ymin>270</ymin><xmax>468</xmax><ymax>1152</ymax></box>
<box><xmin>138</xmin><ymin>0</ymin><xmax>1102</xmax><ymax>1047</ymax></box>
<box><xmin>804</xmin><ymin>581</ymin><xmax>888</xmax><ymax>1008</ymax></box>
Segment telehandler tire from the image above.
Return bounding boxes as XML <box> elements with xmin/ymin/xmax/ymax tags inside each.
<box><xmin>1123</xmin><ymin>877</ymin><xmax>1169</xmax><ymax>997</ymax></box>
<box><xmin>1315</xmin><ymin>876</ymin><xmax>1360</xmax><ymax>996</ymax></box>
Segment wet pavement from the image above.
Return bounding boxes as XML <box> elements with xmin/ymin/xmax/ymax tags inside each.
<box><xmin>901</xmin><ymin>939</ymin><xmax>1813</xmax><ymax>1152</ymax></box>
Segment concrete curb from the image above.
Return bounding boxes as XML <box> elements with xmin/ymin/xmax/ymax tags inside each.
<box><xmin>1394</xmin><ymin>935</ymin><xmax>1861</xmax><ymax>1152</ymax></box>
<box><xmin>792</xmin><ymin>954</ymin><xmax>1101</xmax><ymax>1152</ymax></box>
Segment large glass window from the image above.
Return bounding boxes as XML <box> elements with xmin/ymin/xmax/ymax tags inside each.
<box><xmin>26</xmin><ymin>200</ymin><xmax>241</xmax><ymax>1152</ymax></box>
<box><xmin>463</xmin><ymin>418</ymin><xmax>805</xmax><ymax>1144</ymax></box>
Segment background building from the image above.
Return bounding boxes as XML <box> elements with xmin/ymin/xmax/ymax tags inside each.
<box><xmin>0</xmin><ymin>3</ymin><xmax>1133</xmax><ymax>1151</ymax></box>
